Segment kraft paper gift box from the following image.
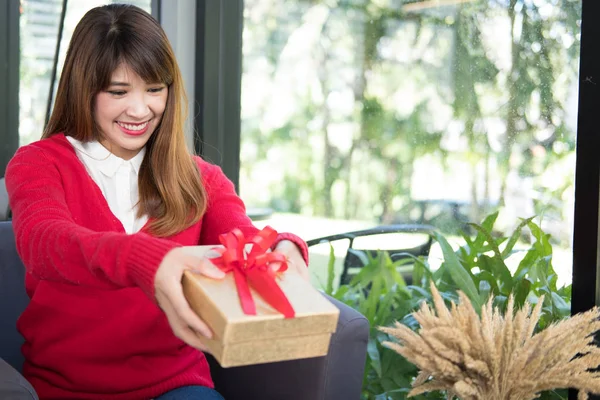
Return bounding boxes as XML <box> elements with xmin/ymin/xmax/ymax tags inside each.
<box><xmin>181</xmin><ymin>229</ymin><xmax>340</xmax><ymax>368</ymax></box>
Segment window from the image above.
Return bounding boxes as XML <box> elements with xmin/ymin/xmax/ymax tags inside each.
<box><xmin>240</xmin><ymin>0</ymin><xmax>581</xmax><ymax>288</ymax></box>
<box><xmin>19</xmin><ymin>0</ymin><xmax>152</xmax><ymax>146</ymax></box>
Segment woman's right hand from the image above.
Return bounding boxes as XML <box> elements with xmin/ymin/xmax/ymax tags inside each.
<box><xmin>154</xmin><ymin>247</ymin><xmax>225</xmax><ymax>351</ymax></box>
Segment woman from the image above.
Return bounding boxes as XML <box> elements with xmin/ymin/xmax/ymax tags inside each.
<box><xmin>5</xmin><ymin>4</ymin><xmax>308</xmax><ymax>400</ymax></box>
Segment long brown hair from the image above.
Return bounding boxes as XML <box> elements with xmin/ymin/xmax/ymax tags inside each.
<box><xmin>43</xmin><ymin>4</ymin><xmax>206</xmax><ymax>237</ymax></box>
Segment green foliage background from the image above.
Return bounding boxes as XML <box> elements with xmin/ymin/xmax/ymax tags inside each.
<box><xmin>241</xmin><ymin>0</ymin><xmax>581</xmax><ymax>247</ymax></box>
<box><xmin>324</xmin><ymin>212</ymin><xmax>572</xmax><ymax>399</ymax></box>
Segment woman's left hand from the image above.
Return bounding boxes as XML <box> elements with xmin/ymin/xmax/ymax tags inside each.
<box><xmin>272</xmin><ymin>240</ymin><xmax>310</xmax><ymax>282</ymax></box>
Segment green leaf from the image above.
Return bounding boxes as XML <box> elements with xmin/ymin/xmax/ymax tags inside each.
<box><xmin>350</xmin><ymin>248</ymin><xmax>371</xmax><ymax>267</ymax></box>
<box><xmin>502</xmin><ymin>216</ymin><xmax>535</xmax><ymax>258</ymax></box>
<box><xmin>476</xmin><ymin>270</ymin><xmax>500</xmax><ymax>298</ymax></box>
<box><xmin>332</xmin><ymin>284</ymin><xmax>350</xmax><ymax>301</ymax></box>
<box><xmin>374</xmin><ymin>393</ymin><xmax>390</xmax><ymax>400</ymax></box>
<box><xmin>528</xmin><ymin>221</ymin><xmax>553</xmax><ymax>257</ymax></box>
<box><xmin>375</xmin><ymin>289</ymin><xmax>401</xmax><ymax>326</ymax></box>
<box><xmin>325</xmin><ymin>244</ymin><xmax>336</xmax><ymax>296</ymax></box>
<box><xmin>367</xmin><ymin>339</ymin><xmax>382</xmax><ymax>377</ymax></box>
<box><xmin>432</xmin><ymin>266</ymin><xmax>446</xmax><ymax>283</ymax></box>
<box><xmin>515</xmin><ymin>247</ymin><xmax>539</xmax><ymax>279</ymax></box>
<box><xmin>365</xmin><ymin>274</ymin><xmax>383</xmax><ymax>323</ymax></box>
<box><xmin>477</xmin><ymin>254</ymin><xmax>494</xmax><ymax>273</ymax></box>
<box><xmin>411</xmin><ymin>258</ymin><xmax>425</xmax><ymax>286</ymax></box>
<box><xmin>479</xmin><ymin>279</ymin><xmax>491</xmax><ymax>301</ymax></box>
<box><xmin>551</xmin><ymin>292</ymin><xmax>571</xmax><ymax>316</ymax></box>
<box><xmin>349</xmin><ymin>257</ymin><xmax>380</xmax><ymax>287</ymax></box>
<box><xmin>513</xmin><ymin>278</ymin><xmax>532</xmax><ymax>308</ymax></box>
<box><xmin>482</xmin><ymin>210</ymin><xmax>499</xmax><ymax>232</ymax></box>
<box><xmin>493</xmin><ymin>295</ymin><xmax>508</xmax><ymax>312</ymax></box>
<box><xmin>388</xmin><ymin>253</ymin><xmax>432</xmax><ymax>285</ymax></box>
<box><xmin>471</xmin><ymin>211</ymin><xmax>499</xmax><ymax>249</ymax></box>
<box><xmin>434</xmin><ymin>232</ymin><xmax>482</xmax><ymax>310</ymax></box>
<box><xmin>490</xmin><ymin>256</ymin><xmax>513</xmax><ymax>293</ymax></box>
<box><xmin>459</xmin><ymin>231</ymin><xmax>475</xmax><ymax>263</ymax></box>
<box><xmin>408</xmin><ymin>285</ymin><xmax>431</xmax><ymax>298</ymax></box>
<box><xmin>468</xmin><ymin>223</ymin><xmax>503</xmax><ymax>260</ymax></box>
<box><xmin>530</xmin><ymin>261</ymin><xmax>550</xmax><ymax>288</ymax></box>
<box><xmin>468</xmin><ymin>225</ymin><xmax>513</xmax><ymax>293</ymax></box>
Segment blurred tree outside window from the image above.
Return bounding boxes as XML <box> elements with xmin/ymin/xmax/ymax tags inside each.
<box><xmin>19</xmin><ymin>0</ymin><xmax>152</xmax><ymax>146</ymax></box>
<box><xmin>239</xmin><ymin>0</ymin><xmax>581</xmax><ymax>287</ymax></box>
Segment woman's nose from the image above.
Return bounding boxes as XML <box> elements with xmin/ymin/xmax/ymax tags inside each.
<box><xmin>126</xmin><ymin>94</ymin><xmax>150</xmax><ymax>118</ymax></box>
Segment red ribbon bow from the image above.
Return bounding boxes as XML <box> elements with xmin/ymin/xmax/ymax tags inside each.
<box><xmin>210</xmin><ymin>226</ymin><xmax>295</xmax><ymax>318</ymax></box>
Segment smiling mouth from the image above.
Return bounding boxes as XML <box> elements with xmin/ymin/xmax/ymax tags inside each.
<box><xmin>116</xmin><ymin>120</ymin><xmax>150</xmax><ymax>131</ymax></box>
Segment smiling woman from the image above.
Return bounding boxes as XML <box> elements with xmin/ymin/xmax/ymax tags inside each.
<box><xmin>42</xmin><ymin>3</ymin><xmax>203</xmax><ymax>238</ymax></box>
<box><xmin>95</xmin><ymin>64</ymin><xmax>168</xmax><ymax>160</ymax></box>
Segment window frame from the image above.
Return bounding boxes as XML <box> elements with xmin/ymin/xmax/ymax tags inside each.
<box><xmin>194</xmin><ymin>0</ymin><xmax>243</xmax><ymax>192</ymax></box>
<box><xmin>0</xmin><ymin>0</ymin><xmax>20</xmax><ymax>177</ymax></box>
<box><xmin>571</xmin><ymin>0</ymin><xmax>600</xmax><ymax>317</ymax></box>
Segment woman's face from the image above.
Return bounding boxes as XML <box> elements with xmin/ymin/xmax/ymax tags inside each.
<box><xmin>94</xmin><ymin>64</ymin><xmax>168</xmax><ymax>160</ymax></box>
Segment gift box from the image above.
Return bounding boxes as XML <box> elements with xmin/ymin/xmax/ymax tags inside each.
<box><xmin>181</xmin><ymin>228</ymin><xmax>340</xmax><ymax>368</ymax></box>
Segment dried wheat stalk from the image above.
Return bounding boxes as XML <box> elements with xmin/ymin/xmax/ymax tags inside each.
<box><xmin>380</xmin><ymin>282</ymin><xmax>600</xmax><ymax>400</ymax></box>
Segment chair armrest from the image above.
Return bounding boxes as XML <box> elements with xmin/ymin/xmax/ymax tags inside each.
<box><xmin>0</xmin><ymin>358</ymin><xmax>38</xmax><ymax>400</ymax></box>
<box><xmin>207</xmin><ymin>294</ymin><xmax>369</xmax><ymax>400</ymax></box>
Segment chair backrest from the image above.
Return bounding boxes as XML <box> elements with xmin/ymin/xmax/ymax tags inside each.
<box><xmin>307</xmin><ymin>224</ymin><xmax>436</xmax><ymax>286</ymax></box>
<box><xmin>0</xmin><ymin>221</ymin><xmax>28</xmax><ymax>372</ymax></box>
<box><xmin>342</xmin><ymin>239</ymin><xmax>433</xmax><ymax>285</ymax></box>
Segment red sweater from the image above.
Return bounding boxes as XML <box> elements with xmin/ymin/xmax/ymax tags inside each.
<box><xmin>5</xmin><ymin>134</ymin><xmax>308</xmax><ymax>400</ymax></box>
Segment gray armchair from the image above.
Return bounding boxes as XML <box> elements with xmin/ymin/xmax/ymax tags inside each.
<box><xmin>0</xmin><ymin>178</ymin><xmax>9</xmax><ymax>221</ymax></box>
<box><xmin>0</xmin><ymin>221</ymin><xmax>369</xmax><ymax>400</ymax></box>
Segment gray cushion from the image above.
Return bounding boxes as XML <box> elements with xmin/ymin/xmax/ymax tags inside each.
<box><xmin>0</xmin><ymin>178</ymin><xmax>9</xmax><ymax>221</ymax></box>
<box><xmin>0</xmin><ymin>221</ymin><xmax>28</xmax><ymax>372</ymax></box>
<box><xmin>0</xmin><ymin>358</ymin><xmax>38</xmax><ymax>400</ymax></box>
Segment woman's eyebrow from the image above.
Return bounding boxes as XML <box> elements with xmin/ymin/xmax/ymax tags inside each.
<box><xmin>108</xmin><ymin>81</ymin><xmax>131</xmax><ymax>87</ymax></box>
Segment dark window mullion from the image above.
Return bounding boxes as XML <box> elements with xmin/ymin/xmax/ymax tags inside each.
<box><xmin>194</xmin><ymin>0</ymin><xmax>243</xmax><ymax>191</ymax></box>
<box><xmin>0</xmin><ymin>0</ymin><xmax>20</xmax><ymax>177</ymax></box>
<box><xmin>570</xmin><ymin>0</ymin><xmax>599</xmax><ymax>397</ymax></box>
<box><xmin>571</xmin><ymin>0</ymin><xmax>600</xmax><ymax>315</ymax></box>
<box><xmin>151</xmin><ymin>0</ymin><xmax>161</xmax><ymax>23</ymax></box>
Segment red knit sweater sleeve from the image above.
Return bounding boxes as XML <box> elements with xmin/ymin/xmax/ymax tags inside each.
<box><xmin>197</xmin><ymin>159</ymin><xmax>309</xmax><ymax>265</ymax></box>
<box><xmin>5</xmin><ymin>145</ymin><xmax>179</xmax><ymax>297</ymax></box>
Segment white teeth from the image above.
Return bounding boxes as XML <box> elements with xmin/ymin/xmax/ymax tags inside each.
<box><xmin>118</xmin><ymin>121</ymin><xmax>149</xmax><ymax>131</ymax></box>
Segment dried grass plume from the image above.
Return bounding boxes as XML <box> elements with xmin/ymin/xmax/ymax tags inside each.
<box><xmin>379</xmin><ymin>282</ymin><xmax>600</xmax><ymax>400</ymax></box>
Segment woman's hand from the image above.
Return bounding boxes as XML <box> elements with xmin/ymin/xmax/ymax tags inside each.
<box><xmin>273</xmin><ymin>240</ymin><xmax>309</xmax><ymax>282</ymax></box>
<box><xmin>154</xmin><ymin>247</ymin><xmax>225</xmax><ymax>351</ymax></box>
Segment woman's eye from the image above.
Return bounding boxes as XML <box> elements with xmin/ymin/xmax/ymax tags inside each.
<box><xmin>108</xmin><ymin>90</ymin><xmax>126</xmax><ymax>96</ymax></box>
<box><xmin>148</xmin><ymin>87</ymin><xmax>165</xmax><ymax>93</ymax></box>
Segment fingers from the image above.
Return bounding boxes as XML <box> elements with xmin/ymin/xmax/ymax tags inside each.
<box><xmin>191</xmin><ymin>257</ymin><xmax>226</xmax><ymax>279</ymax></box>
<box><xmin>160</xmin><ymin>294</ymin><xmax>209</xmax><ymax>351</ymax></box>
<box><xmin>168</xmin><ymin>281</ymin><xmax>214</xmax><ymax>339</ymax></box>
<box><xmin>176</xmin><ymin>325</ymin><xmax>209</xmax><ymax>352</ymax></box>
<box><xmin>273</xmin><ymin>241</ymin><xmax>310</xmax><ymax>281</ymax></box>
<box><xmin>291</xmin><ymin>258</ymin><xmax>310</xmax><ymax>281</ymax></box>
<box><xmin>155</xmin><ymin>248</ymin><xmax>224</xmax><ymax>350</ymax></box>
<box><xmin>169</xmin><ymin>252</ymin><xmax>225</xmax><ymax>279</ymax></box>
<box><xmin>269</xmin><ymin>261</ymin><xmax>283</xmax><ymax>273</ymax></box>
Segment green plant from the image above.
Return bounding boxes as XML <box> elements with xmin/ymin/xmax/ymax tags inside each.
<box><xmin>325</xmin><ymin>212</ymin><xmax>572</xmax><ymax>400</ymax></box>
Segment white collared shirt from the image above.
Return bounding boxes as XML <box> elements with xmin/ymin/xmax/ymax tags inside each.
<box><xmin>66</xmin><ymin>136</ymin><xmax>149</xmax><ymax>234</ymax></box>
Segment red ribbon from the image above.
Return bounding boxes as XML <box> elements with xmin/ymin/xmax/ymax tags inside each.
<box><xmin>210</xmin><ymin>226</ymin><xmax>295</xmax><ymax>318</ymax></box>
